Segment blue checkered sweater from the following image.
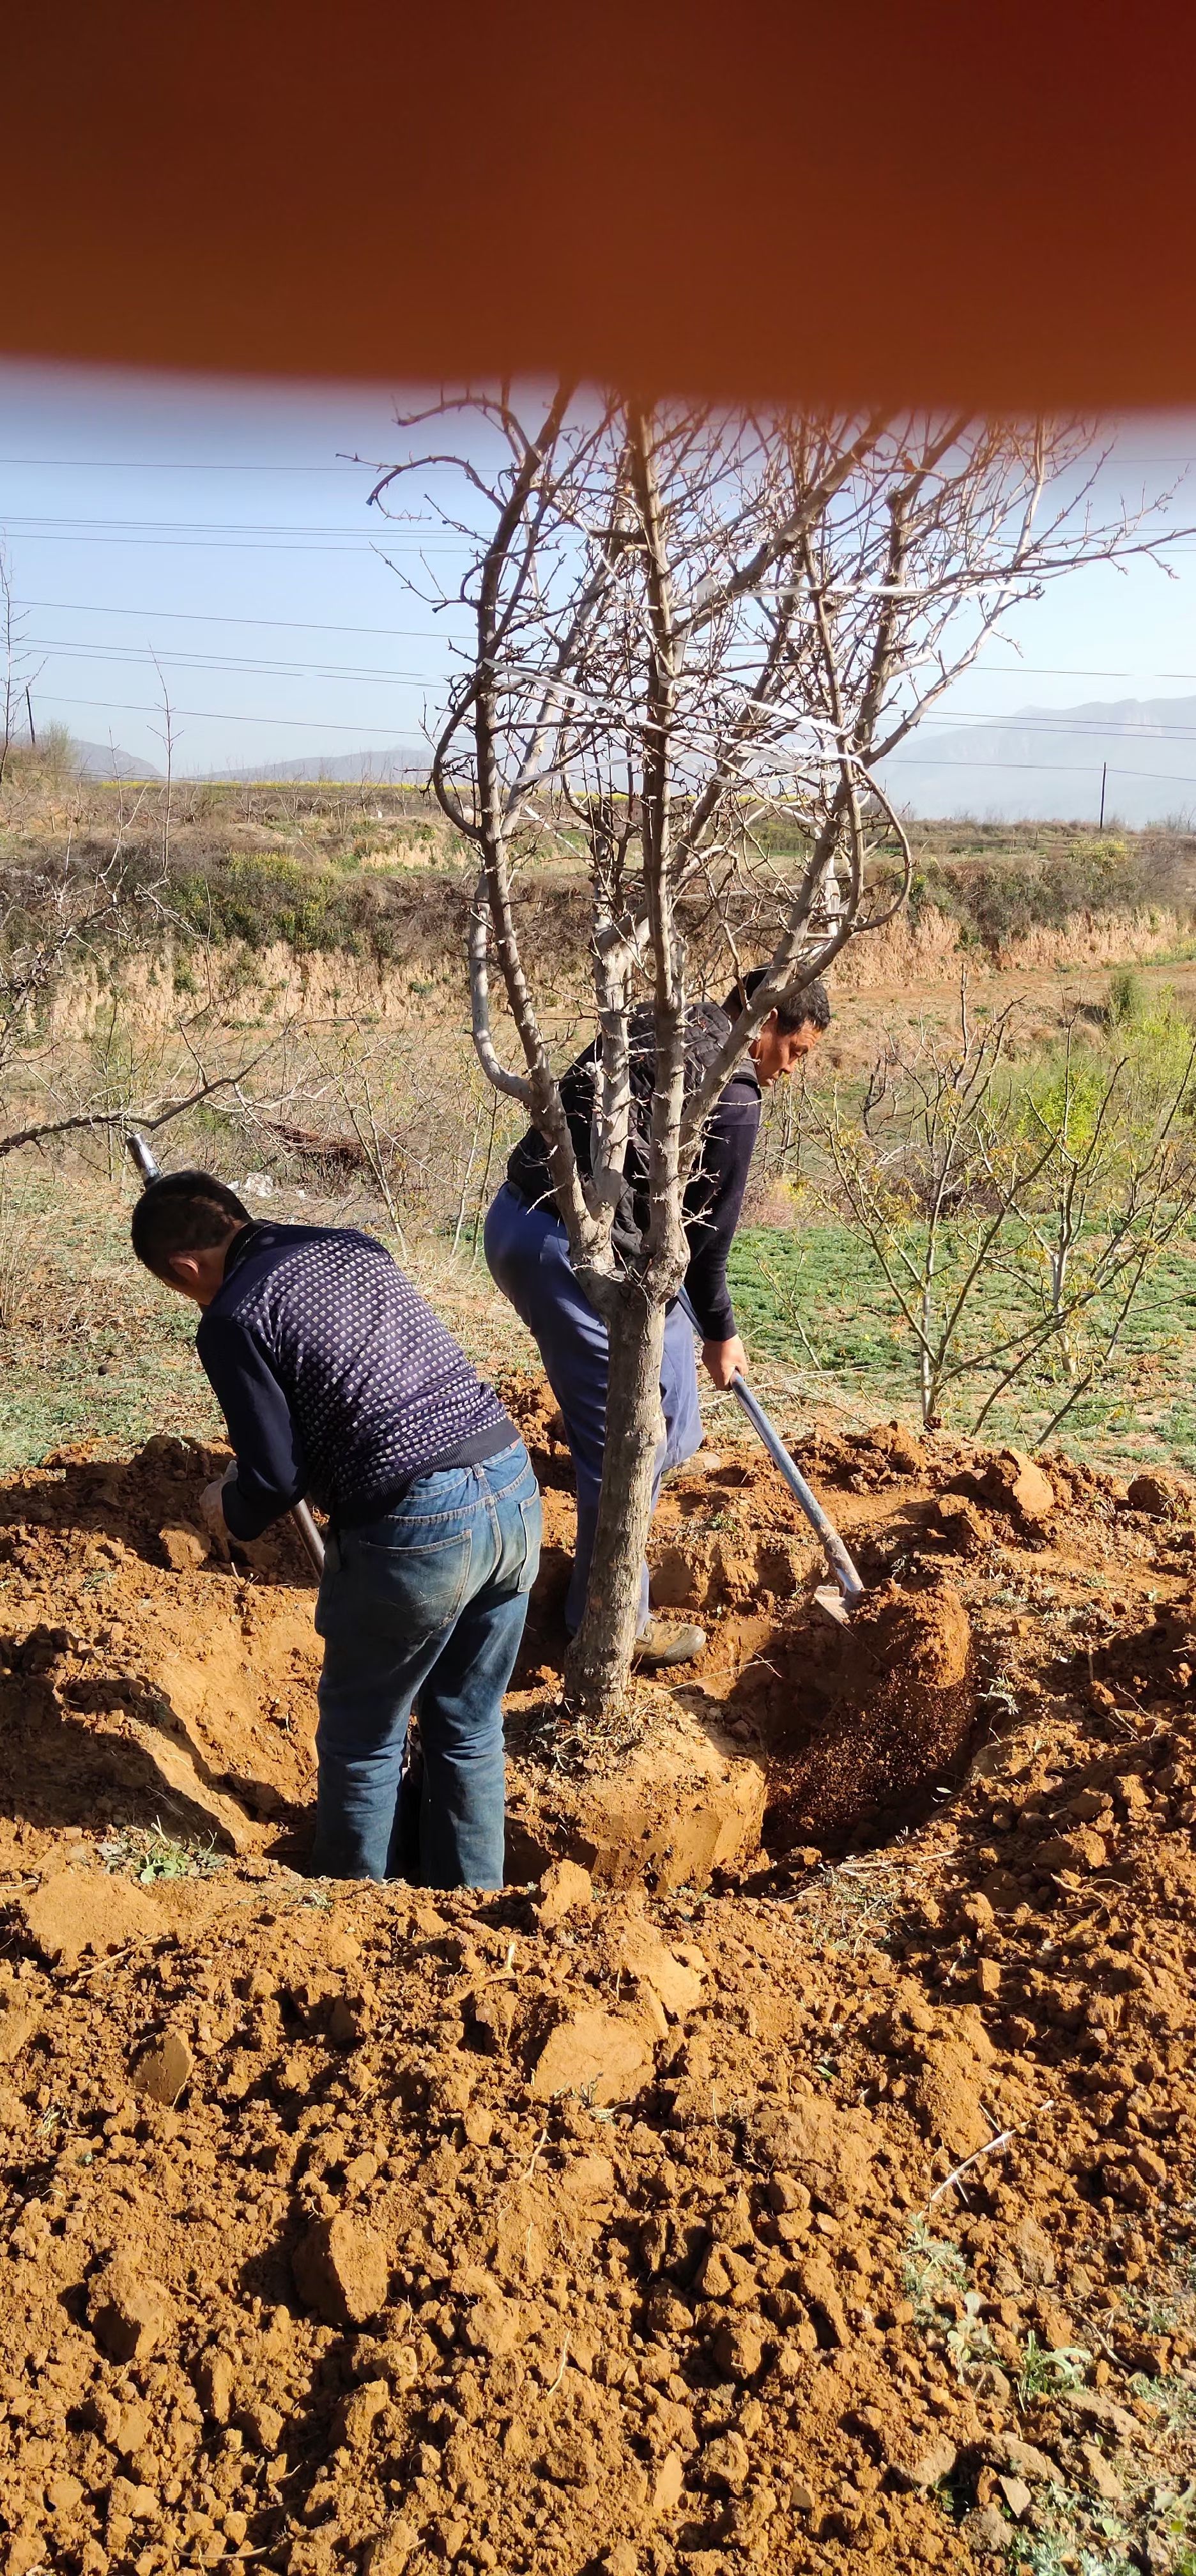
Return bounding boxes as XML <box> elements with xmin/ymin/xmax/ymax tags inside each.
<box><xmin>195</xmin><ymin>1221</ymin><xmax>513</xmax><ymax>1541</ymax></box>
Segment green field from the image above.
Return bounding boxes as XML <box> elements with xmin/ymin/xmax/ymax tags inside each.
<box><xmin>3</xmin><ymin>1167</ymin><xmax>1196</xmax><ymax>1485</ymax></box>
<box><xmin>727</xmin><ymin>1221</ymin><xmax>1196</xmax><ymax>1472</ymax></box>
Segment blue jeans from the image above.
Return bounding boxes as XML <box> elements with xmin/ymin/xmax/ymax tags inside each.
<box><xmin>312</xmin><ymin>1440</ymin><xmax>540</xmax><ymax>1887</ymax></box>
<box><xmin>484</xmin><ymin>1183</ymin><xmax>703</xmax><ymax>1634</ymax></box>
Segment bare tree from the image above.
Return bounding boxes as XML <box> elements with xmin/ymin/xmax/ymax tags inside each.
<box><xmin>368</xmin><ymin>392</ymin><xmax>1184</xmax><ymax>1714</ymax></box>
<box><xmin>0</xmin><ymin>820</ymin><xmax>302</xmax><ymax>1170</ymax></box>
<box><xmin>811</xmin><ymin>988</ymin><xmax>1059</xmax><ymax>1427</ymax></box>
<box><xmin>976</xmin><ymin>1019</ymin><xmax>1196</xmax><ymax>1440</ymax></box>
<box><xmin>808</xmin><ymin>987</ymin><xmax>1196</xmax><ymax>1440</ymax></box>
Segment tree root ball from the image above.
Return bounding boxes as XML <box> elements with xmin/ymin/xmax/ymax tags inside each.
<box><xmin>767</xmin><ymin>1579</ymin><xmax>974</xmax><ymax>1850</ymax></box>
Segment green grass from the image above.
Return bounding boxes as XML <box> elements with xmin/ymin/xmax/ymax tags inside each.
<box><xmin>0</xmin><ymin>1174</ymin><xmax>225</xmax><ymax>1473</ymax></box>
<box><xmin>5</xmin><ymin>1162</ymin><xmax>1196</xmax><ymax>1491</ymax></box>
<box><xmin>0</xmin><ymin>1166</ymin><xmax>535</xmax><ymax>1477</ymax></box>
<box><xmin>728</xmin><ymin>1222</ymin><xmax>1196</xmax><ymax>1473</ymax></box>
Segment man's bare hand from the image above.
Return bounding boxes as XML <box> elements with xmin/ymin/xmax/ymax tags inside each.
<box><xmin>702</xmin><ymin>1335</ymin><xmax>747</xmax><ymax>1390</ymax></box>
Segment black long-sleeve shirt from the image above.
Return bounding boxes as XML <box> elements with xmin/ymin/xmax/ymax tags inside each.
<box><xmin>195</xmin><ymin>1221</ymin><xmax>513</xmax><ymax>1540</ymax></box>
<box><xmin>505</xmin><ymin>1000</ymin><xmax>761</xmax><ymax>1341</ymax></box>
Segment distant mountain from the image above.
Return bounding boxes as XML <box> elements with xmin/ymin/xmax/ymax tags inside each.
<box><xmin>194</xmin><ymin>744</ymin><xmax>429</xmax><ymax>785</ymax></box>
<box><xmin>4</xmin><ymin>732</ymin><xmax>161</xmax><ymax>780</ymax></box>
<box><xmin>57</xmin><ymin>701</ymin><xmax>1196</xmax><ymax>823</ymax></box>
<box><xmin>880</xmin><ymin>696</ymin><xmax>1196</xmax><ymax>828</ymax></box>
<box><xmin>71</xmin><ymin>737</ymin><xmax>162</xmax><ymax>781</ymax></box>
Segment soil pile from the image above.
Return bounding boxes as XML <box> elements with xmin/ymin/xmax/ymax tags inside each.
<box><xmin>758</xmin><ymin>1579</ymin><xmax>974</xmax><ymax>1852</ymax></box>
<box><xmin>1</xmin><ymin>1742</ymin><xmax>1195</xmax><ymax>2576</ymax></box>
<box><xmin>0</xmin><ymin>1397</ymin><xmax>1195</xmax><ymax>2568</ymax></box>
<box><xmin>0</xmin><ymin>1436</ymin><xmax>318</xmax><ymax>1862</ymax></box>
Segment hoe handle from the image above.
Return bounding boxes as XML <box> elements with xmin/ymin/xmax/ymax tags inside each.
<box><xmin>729</xmin><ymin>1373</ymin><xmax>865</xmax><ymax>1607</ymax></box>
<box><xmin>289</xmin><ymin>1498</ymin><xmax>326</xmax><ymax>1577</ymax></box>
<box><xmin>125</xmin><ymin>1130</ymin><xmax>325</xmax><ymax>1580</ymax></box>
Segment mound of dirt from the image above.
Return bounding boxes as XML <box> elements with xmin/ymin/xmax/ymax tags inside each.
<box><xmin>754</xmin><ymin>1579</ymin><xmax>974</xmax><ymax>1853</ymax></box>
<box><xmin>0</xmin><ymin>1402</ymin><xmax>1194</xmax><ymax>2568</ymax></box>
<box><xmin>0</xmin><ymin>1757</ymin><xmax>1194</xmax><ymax>2576</ymax></box>
<box><xmin>0</xmin><ymin>1437</ymin><xmax>320</xmax><ymax>1860</ymax></box>
<box><xmin>1090</xmin><ymin>1585</ymin><xmax>1196</xmax><ymax>1705</ymax></box>
<box><xmin>505</xmin><ymin>1690</ymin><xmax>767</xmax><ymax>1890</ymax></box>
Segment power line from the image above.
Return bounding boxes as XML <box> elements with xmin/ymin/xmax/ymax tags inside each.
<box><xmin>26</xmin><ymin>636</ymin><xmax>438</xmax><ymax>686</ymax></box>
<box><xmin>2</xmin><ymin>514</ymin><xmax>438</xmax><ymax>539</ymax></box>
<box><xmin>27</xmin><ymin>636</ymin><xmax>1196</xmax><ymax>729</ymax></box>
<box><xmin>2</xmin><ymin>450</ymin><xmax>1195</xmax><ymax>471</ymax></box>
<box><xmin>926</xmin><ymin>707</ymin><xmax>1196</xmax><ymax>742</ymax></box>
<box><xmin>20</xmin><ymin>595</ymin><xmax>451</xmax><ymax>640</ymax></box>
<box><xmin>0</xmin><ymin>457</ymin><xmax>369</xmax><ymax>473</ymax></box>
<box><xmin>18</xmin><ymin>599</ymin><xmax>1196</xmax><ymax>687</ymax></box>
<box><xmin>32</xmin><ymin>686</ymin><xmax>1196</xmax><ymax>783</ymax></box>
<box><xmin>885</xmin><ymin>753</ymin><xmax>1196</xmax><ymax>788</ymax></box>
<box><xmin>37</xmin><ymin>691</ymin><xmax>424</xmax><ymax>737</ymax></box>
<box><xmin>1</xmin><ymin>523</ymin><xmax>457</xmax><ymax>555</ymax></box>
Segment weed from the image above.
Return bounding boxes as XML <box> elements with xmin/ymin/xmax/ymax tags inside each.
<box><xmin>1016</xmin><ymin>2332</ymin><xmax>1091</xmax><ymax>2409</ymax></box>
<box><xmin>100</xmin><ymin>1823</ymin><xmax>225</xmax><ymax>1883</ymax></box>
<box><xmin>795</xmin><ymin>1856</ymin><xmax>911</xmax><ymax>1956</ymax></box>
<box><xmin>903</xmin><ymin>2215</ymin><xmax>969</xmax><ymax>2325</ymax></box>
<box><xmin>944</xmin><ymin>2289</ymin><xmax>997</xmax><ymax>2379</ymax></box>
<box><xmin>979</xmin><ymin>1667</ymin><xmax>1022</xmax><ymax>1720</ymax></box>
<box><xmin>1108</xmin><ymin>965</ymin><xmax>1146</xmax><ymax>1028</ymax></box>
<box><xmin>1130</xmin><ymin>2372</ymin><xmax>1196</xmax><ymax>2432</ymax></box>
<box><xmin>1011</xmin><ymin>2529</ymin><xmax>1137</xmax><ymax>2576</ymax></box>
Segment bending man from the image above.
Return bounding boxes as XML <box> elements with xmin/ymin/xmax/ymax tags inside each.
<box><xmin>132</xmin><ymin>1173</ymin><xmax>540</xmax><ymax>1887</ymax></box>
<box><xmin>485</xmin><ymin>969</ymin><xmax>829</xmax><ymax>1666</ymax></box>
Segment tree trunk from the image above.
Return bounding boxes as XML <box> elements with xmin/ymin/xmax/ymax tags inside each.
<box><xmin>564</xmin><ymin>1282</ymin><xmax>667</xmax><ymax>1717</ymax></box>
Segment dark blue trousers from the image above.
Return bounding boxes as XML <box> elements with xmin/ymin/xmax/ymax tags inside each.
<box><xmin>312</xmin><ymin>1442</ymin><xmax>540</xmax><ymax>1887</ymax></box>
<box><xmin>484</xmin><ymin>1183</ymin><xmax>703</xmax><ymax>1633</ymax></box>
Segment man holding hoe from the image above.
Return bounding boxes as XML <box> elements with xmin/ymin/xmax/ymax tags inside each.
<box><xmin>131</xmin><ymin>1176</ymin><xmax>540</xmax><ymax>1889</ymax></box>
<box><xmin>486</xmin><ymin>969</ymin><xmax>831</xmax><ymax>1665</ymax></box>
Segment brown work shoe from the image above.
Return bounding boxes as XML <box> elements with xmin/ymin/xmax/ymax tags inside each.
<box><xmin>632</xmin><ymin>1618</ymin><xmax>707</xmax><ymax>1669</ymax></box>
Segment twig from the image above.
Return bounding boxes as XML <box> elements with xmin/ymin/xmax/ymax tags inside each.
<box><xmin>927</xmin><ymin>2097</ymin><xmax>1057</xmax><ymax>2207</ymax></box>
<box><xmin>525</xmin><ymin>2122</ymin><xmax>549</xmax><ymax>2179</ymax></box>
<box><xmin>543</xmin><ymin>2336</ymin><xmax>571</xmax><ymax>2396</ymax></box>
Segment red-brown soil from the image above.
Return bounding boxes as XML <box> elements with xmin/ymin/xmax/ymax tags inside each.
<box><xmin>0</xmin><ymin>1399</ymin><xmax>1195</xmax><ymax>2572</ymax></box>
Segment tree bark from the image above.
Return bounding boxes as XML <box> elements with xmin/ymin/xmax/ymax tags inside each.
<box><xmin>564</xmin><ymin>1278</ymin><xmax>666</xmax><ymax>1716</ymax></box>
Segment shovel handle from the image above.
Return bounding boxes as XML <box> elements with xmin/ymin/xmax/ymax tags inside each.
<box><xmin>729</xmin><ymin>1373</ymin><xmax>865</xmax><ymax>1607</ymax></box>
<box><xmin>125</xmin><ymin>1129</ymin><xmax>325</xmax><ymax>1579</ymax></box>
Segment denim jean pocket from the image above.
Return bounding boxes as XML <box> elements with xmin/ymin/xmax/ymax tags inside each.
<box><xmin>355</xmin><ymin>1528</ymin><xmax>474</xmax><ymax>1633</ymax></box>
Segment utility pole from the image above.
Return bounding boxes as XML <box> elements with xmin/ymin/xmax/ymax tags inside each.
<box><xmin>1099</xmin><ymin>760</ymin><xmax>1107</xmax><ymax>831</ymax></box>
<box><xmin>24</xmin><ymin>684</ymin><xmax>35</xmax><ymax>749</ymax></box>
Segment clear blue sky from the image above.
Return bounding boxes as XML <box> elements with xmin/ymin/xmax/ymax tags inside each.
<box><xmin>2</xmin><ymin>359</ymin><xmax>1195</xmax><ymax>786</ymax></box>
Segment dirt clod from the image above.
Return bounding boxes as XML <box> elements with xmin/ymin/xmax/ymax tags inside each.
<box><xmin>531</xmin><ymin>2006</ymin><xmax>654</xmax><ymax>2105</ymax></box>
<box><xmin>19</xmin><ymin>1869</ymin><xmax>159</xmax><ymax>1965</ymax></box>
<box><xmin>89</xmin><ymin>2257</ymin><xmax>173</xmax><ymax>2361</ymax></box>
<box><xmin>293</xmin><ymin>2212</ymin><xmax>390</xmax><ymax>2326</ymax></box>
<box><xmin>132</xmin><ymin>2026</ymin><xmax>193</xmax><ymax>2104</ymax></box>
<box><xmin>537</xmin><ymin>1855</ymin><xmax>594</xmax><ymax>1926</ymax></box>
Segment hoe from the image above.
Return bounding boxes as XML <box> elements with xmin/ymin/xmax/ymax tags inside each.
<box><xmin>730</xmin><ymin>1372</ymin><xmax>864</xmax><ymax>1623</ymax></box>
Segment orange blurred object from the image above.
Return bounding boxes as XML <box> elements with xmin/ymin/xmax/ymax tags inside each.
<box><xmin>9</xmin><ymin>0</ymin><xmax>1196</xmax><ymax>406</ymax></box>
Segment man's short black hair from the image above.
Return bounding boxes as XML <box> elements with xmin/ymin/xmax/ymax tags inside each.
<box><xmin>130</xmin><ymin>1170</ymin><xmax>250</xmax><ymax>1276</ymax></box>
<box><xmin>726</xmin><ymin>967</ymin><xmax>832</xmax><ymax>1035</ymax></box>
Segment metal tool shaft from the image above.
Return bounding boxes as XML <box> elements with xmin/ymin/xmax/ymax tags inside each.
<box><xmin>729</xmin><ymin>1372</ymin><xmax>864</xmax><ymax>1607</ymax></box>
<box><xmin>125</xmin><ymin>1129</ymin><xmax>326</xmax><ymax>1577</ymax></box>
